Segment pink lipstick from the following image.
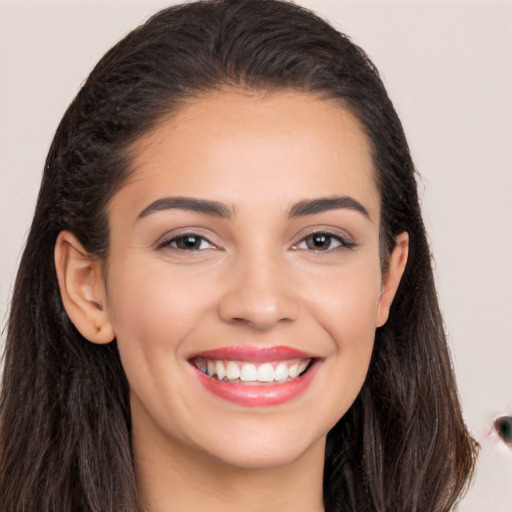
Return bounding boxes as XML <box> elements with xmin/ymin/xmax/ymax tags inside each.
<box><xmin>189</xmin><ymin>346</ymin><xmax>320</xmax><ymax>407</ymax></box>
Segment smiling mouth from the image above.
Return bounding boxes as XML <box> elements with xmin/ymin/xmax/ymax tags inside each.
<box><xmin>191</xmin><ymin>357</ymin><xmax>314</xmax><ymax>385</ymax></box>
<box><xmin>189</xmin><ymin>346</ymin><xmax>321</xmax><ymax>406</ymax></box>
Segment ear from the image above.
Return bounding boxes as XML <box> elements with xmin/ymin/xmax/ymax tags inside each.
<box><xmin>54</xmin><ymin>231</ymin><xmax>114</xmax><ymax>344</ymax></box>
<box><xmin>376</xmin><ymin>232</ymin><xmax>409</xmax><ymax>327</ymax></box>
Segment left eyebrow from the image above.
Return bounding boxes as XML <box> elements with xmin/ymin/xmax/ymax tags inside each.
<box><xmin>287</xmin><ymin>196</ymin><xmax>370</xmax><ymax>219</ymax></box>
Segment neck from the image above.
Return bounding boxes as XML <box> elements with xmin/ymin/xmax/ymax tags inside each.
<box><xmin>133</xmin><ymin>414</ymin><xmax>326</xmax><ymax>512</ymax></box>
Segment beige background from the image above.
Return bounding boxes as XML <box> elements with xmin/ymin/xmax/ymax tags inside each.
<box><xmin>1</xmin><ymin>0</ymin><xmax>511</xmax><ymax>509</ymax></box>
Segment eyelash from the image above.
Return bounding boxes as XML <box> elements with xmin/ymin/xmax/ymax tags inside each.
<box><xmin>293</xmin><ymin>231</ymin><xmax>356</xmax><ymax>252</ymax></box>
<box><xmin>156</xmin><ymin>230</ymin><xmax>355</xmax><ymax>253</ymax></box>
<box><xmin>156</xmin><ymin>233</ymin><xmax>216</xmax><ymax>252</ymax></box>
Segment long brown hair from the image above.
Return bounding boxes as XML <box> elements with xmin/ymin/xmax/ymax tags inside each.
<box><xmin>0</xmin><ymin>1</ymin><xmax>477</xmax><ymax>510</ymax></box>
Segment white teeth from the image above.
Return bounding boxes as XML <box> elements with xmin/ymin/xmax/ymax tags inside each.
<box><xmin>257</xmin><ymin>363</ymin><xmax>275</xmax><ymax>382</ymax></box>
<box><xmin>215</xmin><ymin>360</ymin><xmax>226</xmax><ymax>380</ymax></box>
<box><xmin>288</xmin><ymin>364</ymin><xmax>299</xmax><ymax>378</ymax></box>
<box><xmin>226</xmin><ymin>361</ymin><xmax>241</xmax><ymax>380</ymax></box>
<box><xmin>240</xmin><ymin>363</ymin><xmax>258</xmax><ymax>382</ymax></box>
<box><xmin>274</xmin><ymin>363</ymin><xmax>289</xmax><ymax>381</ymax></box>
<box><xmin>297</xmin><ymin>360</ymin><xmax>309</xmax><ymax>374</ymax></box>
<box><xmin>196</xmin><ymin>357</ymin><xmax>312</xmax><ymax>382</ymax></box>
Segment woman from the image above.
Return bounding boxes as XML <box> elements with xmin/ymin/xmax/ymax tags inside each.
<box><xmin>0</xmin><ymin>1</ymin><xmax>478</xmax><ymax>511</ymax></box>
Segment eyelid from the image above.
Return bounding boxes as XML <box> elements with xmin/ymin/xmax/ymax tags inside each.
<box><xmin>291</xmin><ymin>227</ymin><xmax>356</xmax><ymax>251</ymax></box>
<box><xmin>155</xmin><ymin>229</ymin><xmax>219</xmax><ymax>251</ymax></box>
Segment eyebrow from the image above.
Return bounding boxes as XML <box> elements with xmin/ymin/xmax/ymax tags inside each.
<box><xmin>287</xmin><ymin>196</ymin><xmax>370</xmax><ymax>219</ymax></box>
<box><xmin>137</xmin><ymin>196</ymin><xmax>233</xmax><ymax>219</ymax></box>
<box><xmin>136</xmin><ymin>194</ymin><xmax>370</xmax><ymax>221</ymax></box>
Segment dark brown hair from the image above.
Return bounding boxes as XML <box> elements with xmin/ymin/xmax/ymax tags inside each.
<box><xmin>0</xmin><ymin>1</ymin><xmax>477</xmax><ymax>510</ymax></box>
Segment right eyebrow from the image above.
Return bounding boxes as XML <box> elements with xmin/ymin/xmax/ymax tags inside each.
<box><xmin>136</xmin><ymin>196</ymin><xmax>234</xmax><ymax>221</ymax></box>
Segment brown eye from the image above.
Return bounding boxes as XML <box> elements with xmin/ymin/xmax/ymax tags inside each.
<box><xmin>305</xmin><ymin>233</ymin><xmax>337</xmax><ymax>251</ymax></box>
<box><xmin>293</xmin><ymin>231</ymin><xmax>355</xmax><ymax>253</ymax></box>
<box><xmin>175</xmin><ymin>235</ymin><xmax>203</xmax><ymax>250</ymax></box>
<box><xmin>157</xmin><ymin>233</ymin><xmax>215</xmax><ymax>251</ymax></box>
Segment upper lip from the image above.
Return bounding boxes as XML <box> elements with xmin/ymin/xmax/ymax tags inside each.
<box><xmin>188</xmin><ymin>345</ymin><xmax>317</xmax><ymax>362</ymax></box>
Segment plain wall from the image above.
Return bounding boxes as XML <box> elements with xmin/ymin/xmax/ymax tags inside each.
<box><xmin>1</xmin><ymin>1</ymin><xmax>511</xmax><ymax>509</ymax></box>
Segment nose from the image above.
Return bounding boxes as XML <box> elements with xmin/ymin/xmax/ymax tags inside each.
<box><xmin>217</xmin><ymin>255</ymin><xmax>300</xmax><ymax>331</ymax></box>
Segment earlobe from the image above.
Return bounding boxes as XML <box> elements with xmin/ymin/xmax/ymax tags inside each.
<box><xmin>54</xmin><ymin>231</ymin><xmax>114</xmax><ymax>344</ymax></box>
<box><xmin>376</xmin><ymin>232</ymin><xmax>409</xmax><ymax>327</ymax></box>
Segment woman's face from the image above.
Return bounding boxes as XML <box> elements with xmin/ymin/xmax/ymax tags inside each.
<box><xmin>102</xmin><ymin>90</ymin><xmax>406</xmax><ymax>469</ymax></box>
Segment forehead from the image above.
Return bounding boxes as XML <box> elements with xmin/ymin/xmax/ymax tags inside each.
<box><xmin>118</xmin><ymin>89</ymin><xmax>379</xmax><ymax>219</ymax></box>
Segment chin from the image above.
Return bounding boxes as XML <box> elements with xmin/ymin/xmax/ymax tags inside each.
<box><xmin>209</xmin><ymin>441</ymin><xmax>322</xmax><ymax>471</ymax></box>
<box><xmin>192</xmin><ymin>418</ymin><xmax>327</xmax><ymax>471</ymax></box>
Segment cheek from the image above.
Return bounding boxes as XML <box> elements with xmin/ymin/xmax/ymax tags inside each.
<box><xmin>306</xmin><ymin>258</ymin><xmax>382</xmax><ymax>343</ymax></box>
<box><xmin>302</xmin><ymin>260</ymin><xmax>381</xmax><ymax>413</ymax></box>
<box><xmin>106</xmin><ymin>260</ymin><xmax>215</xmax><ymax>365</ymax></box>
<box><xmin>105</xmin><ymin>261</ymin><xmax>220</xmax><ymax>434</ymax></box>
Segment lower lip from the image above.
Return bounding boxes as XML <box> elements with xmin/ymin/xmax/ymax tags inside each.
<box><xmin>191</xmin><ymin>361</ymin><xmax>320</xmax><ymax>407</ymax></box>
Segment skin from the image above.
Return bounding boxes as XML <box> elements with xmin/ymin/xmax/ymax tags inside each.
<box><xmin>55</xmin><ymin>90</ymin><xmax>408</xmax><ymax>512</ymax></box>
